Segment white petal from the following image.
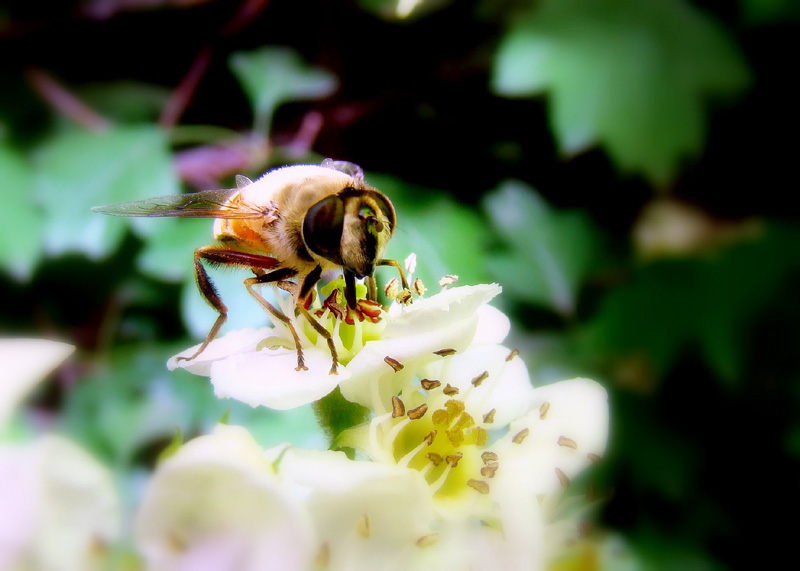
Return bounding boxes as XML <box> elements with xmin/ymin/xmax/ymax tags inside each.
<box><xmin>210</xmin><ymin>347</ymin><xmax>348</xmax><ymax>410</ymax></box>
<box><xmin>136</xmin><ymin>425</ymin><xmax>313</xmax><ymax>571</ymax></box>
<box><xmin>167</xmin><ymin>327</ymin><xmax>272</xmax><ymax>376</ymax></box>
<box><xmin>0</xmin><ymin>339</ymin><xmax>74</xmax><ymax>426</ymax></box>
<box><xmin>495</xmin><ymin>378</ymin><xmax>609</xmax><ymax>496</ymax></box>
<box><xmin>472</xmin><ymin>304</ymin><xmax>511</xmax><ymax>345</ymax></box>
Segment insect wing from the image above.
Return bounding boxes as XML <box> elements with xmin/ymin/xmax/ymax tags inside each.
<box><xmin>91</xmin><ymin>188</ymin><xmax>266</xmax><ymax>219</ymax></box>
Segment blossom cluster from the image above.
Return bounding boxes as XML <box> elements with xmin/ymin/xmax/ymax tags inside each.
<box><xmin>1</xmin><ymin>256</ymin><xmax>613</xmax><ymax>570</ymax></box>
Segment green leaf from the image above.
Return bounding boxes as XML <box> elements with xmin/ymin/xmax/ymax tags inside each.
<box><xmin>34</xmin><ymin>125</ymin><xmax>179</xmax><ymax>260</ymax></box>
<box><xmin>492</xmin><ymin>0</ymin><xmax>751</xmax><ymax>184</ymax></box>
<box><xmin>0</xmin><ymin>145</ymin><xmax>43</xmax><ymax>280</ymax></box>
<box><xmin>229</xmin><ymin>47</ymin><xmax>338</xmax><ymax>137</ymax></box>
<box><xmin>483</xmin><ymin>180</ymin><xmax>604</xmax><ymax>316</ymax></box>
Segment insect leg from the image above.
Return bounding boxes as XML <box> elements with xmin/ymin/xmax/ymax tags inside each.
<box><xmin>366</xmin><ymin>276</ymin><xmax>378</xmax><ymax>302</ymax></box>
<box><xmin>294</xmin><ymin>265</ymin><xmax>339</xmax><ymax>375</ymax></box>
<box><xmin>377</xmin><ymin>258</ymin><xmax>410</xmax><ymax>290</ymax></box>
<box><xmin>178</xmin><ymin>247</ymin><xmax>281</xmax><ymax>362</ymax></box>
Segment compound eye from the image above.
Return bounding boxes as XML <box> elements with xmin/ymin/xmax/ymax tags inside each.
<box><xmin>303</xmin><ymin>195</ymin><xmax>345</xmax><ymax>263</ymax></box>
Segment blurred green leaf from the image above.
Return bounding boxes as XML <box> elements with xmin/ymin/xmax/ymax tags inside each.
<box><xmin>357</xmin><ymin>0</ymin><xmax>452</xmax><ymax>20</ymax></box>
<box><xmin>483</xmin><ymin>180</ymin><xmax>604</xmax><ymax>316</ymax></box>
<box><xmin>136</xmin><ymin>217</ymin><xmax>210</xmax><ymax>282</ymax></box>
<box><xmin>371</xmin><ymin>173</ymin><xmax>493</xmax><ymax>289</ymax></box>
<box><xmin>0</xmin><ymin>145</ymin><xmax>43</xmax><ymax>280</ymax></box>
<box><xmin>492</xmin><ymin>0</ymin><xmax>750</xmax><ymax>184</ymax></box>
<box><xmin>740</xmin><ymin>0</ymin><xmax>800</xmax><ymax>25</ymax></box>
<box><xmin>34</xmin><ymin>125</ymin><xmax>179</xmax><ymax>260</ymax></box>
<box><xmin>79</xmin><ymin>81</ymin><xmax>171</xmax><ymax>124</ymax></box>
<box><xmin>229</xmin><ymin>47</ymin><xmax>338</xmax><ymax>137</ymax></box>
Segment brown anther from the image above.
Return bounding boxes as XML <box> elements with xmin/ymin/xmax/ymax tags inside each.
<box><xmin>396</xmin><ymin>289</ymin><xmax>412</xmax><ymax>304</ymax></box>
<box><xmin>356</xmin><ymin>514</ymin><xmax>370</xmax><ymax>538</ymax></box>
<box><xmin>434</xmin><ymin>348</ymin><xmax>457</xmax><ymax>357</ymax></box>
<box><xmin>420</xmin><ymin>379</ymin><xmax>441</xmax><ymax>390</ymax></box>
<box><xmin>558</xmin><ymin>436</ymin><xmax>578</xmax><ymax>449</ymax></box>
<box><xmin>426</xmin><ymin>452</ymin><xmax>443</xmax><ymax>466</ymax></box>
<box><xmin>439</xmin><ymin>274</ymin><xmax>459</xmax><ymax>286</ymax></box>
<box><xmin>357</xmin><ymin>299</ymin><xmax>383</xmax><ymax>321</ymax></box>
<box><xmin>446</xmin><ymin>429</ymin><xmax>465</xmax><ymax>447</ymax></box>
<box><xmin>416</xmin><ymin>534</ymin><xmax>439</xmax><ymax>548</ymax></box>
<box><xmin>315</xmin><ymin>543</ymin><xmax>330</xmax><ymax>567</ymax></box>
<box><xmin>384</xmin><ymin>277</ymin><xmax>400</xmax><ymax>299</ymax></box>
<box><xmin>481</xmin><ymin>451</ymin><xmax>498</xmax><ymax>464</ymax></box>
<box><xmin>481</xmin><ymin>463</ymin><xmax>499</xmax><ymax>478</ymax></box>
<box><xmin>413</xmin><ymin>278</ymin><xmax>427</xmax><ymax>296</ymax></box>
<box><xmin>407</xmin><ymin>403</ymin><xmax>429</xmax><ymax>420</ymax></box>
<box><xmin>539</xmin><ymin>401</ymin><xmax>550</xmax><ymax>420</ymax></box>
<box><xmin>384</xmin><ymin>356</ymin><xmax>404</xmax><ymax>372</ymax></box>
<box><xmin>318</xmin><ymin>289</ymin><xmax>347</xmax><ymax>320</ymax></box>
<box><xmin>466</xmin><ymin>479</ymin><xmax>490</xmax><ymax>494</ymax></box>
<box><xmin>391</xmin><ymin>396</ymin><xmax>406</xmax><ymax>418</ymax></box>
<box><xmin>423</xmin><ymin>430</ymin><xmax>437</xmax><ymax>446</ymax></box>
<box><xmin>512</xmin><ymin>427</ymin><xmax>530</xmax><ymax>444</ymax></box>
<box><xmin>431</xmin><ymin>409</ymin><xmax>449</xmax><ymax>425</ymax></box>
<box><xmin>471</xmin><ymin>370</ymin><xmax>489</xmax><ymax>387</ymax></box>
<box><xmin>445</xmin><ymin>452</ymin><xmax>463</xmax><ymax>467</ymax></box>
<box><xmin>587</xmin><ymin>453</ymin><xmax>602</xmax><ymax>464</ymax></box>
<box><xmin>505</xmin><ymin>348</ymin><xmax>520</xmax><ymax>361</ymax></box>
<box><xmin>473</xmin><ymin>426</ymin><xmax>488</xmax><ymax>447</ymax></box>
<box><xmin>442</xmin><ymin>384</ymin><xmax>459</xmax><ymax>396</ymax></box>
<box><xmin>482</xmin><ymin>409</ymin><xmax>496</xmax><ymax>423</ymax></box>
<box><xmin>555</xmin><ymin>467</ymin><xmax>570</xmax><ymax>488</ymax></box>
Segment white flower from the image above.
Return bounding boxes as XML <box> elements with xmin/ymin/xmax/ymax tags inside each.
<box><xmin>135</xmin><ymin>424</ymin><xmax>315</xmax><ymax>571</ymax></box>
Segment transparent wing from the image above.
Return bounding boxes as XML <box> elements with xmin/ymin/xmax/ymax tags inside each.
<box><xmin>321</xmin><ymin>158</ymin><xmax>364</xmax><ymax>181</ymax></box>
<box><xmin>91</xmin><ymin>188</ymin><xmax>268</xmax><ymax>219</ymax></box>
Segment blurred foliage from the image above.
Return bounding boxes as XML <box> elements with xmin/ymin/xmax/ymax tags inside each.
<box><xmin>1</xmin><ymin>0</ymin><xmax>798</xmax><ymax>567</ymax></box>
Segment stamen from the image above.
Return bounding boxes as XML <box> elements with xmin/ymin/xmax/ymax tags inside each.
<box><xmin>428</xmin><ymin>463</ymin><xmax>453</xmax><ymax>494</ymax></box>
<box><xmin>434</xmin><ymin>348</ymin><xmax>457</xmax><ymax>357</ymax></box>
<box><xmin>442</xmin><ymin>384</ymin><xmax>459</xmax><ymax>396</ymax></box>
<box><xmin>407</xmin><ymin>403</ymin><xmax>429</xmax><ymax>420</ymax></box>
<box><xmin>480</xmin><ymin>463</ymin><xmax>499</xmax><ymax>478</ymax></box>
<box><xmin>555</xmin><ymin>467</ymin><xmax>570</xmax><ymax>488</ymax></box>
<box><xmin>391</xmin><ymin>396</ymin><xmax>406</xmax><ymax>418</ymax></box>
<box><xmin>384</xmin><ymin>278</ymin><xmax>400</xmax><ymax>299</ymax></box>
<box><xmin>446</xmin><ymin>428</ymin><xmax>464</xmax><ymax>447</ymax></box>
<box><xmin>482</xmin><ymin>409</ymin><xmax>496</xmax><ymax>423</ymax></box>
<box><xmin>473</xmin><ymin>426</ymin><xmax>488</xmax><ymax>446</ymax></box>
<box><xmin>432</xmin><ymin>408</ymin><xmax>449</xmax><ymax>426</ymax></box>
<box><xmin>445</xmin><ymin>452</ymin><xmax>463</xmax><ymax>467</ymax></box>
<box><xmin>356</xmin><ymin>514</ymin><xmax>370</xmax><ymax>538</ymax></box>
<box><xmin>505</xmin><ymin>348</ymin><xmax>520</xmax><ymax>361</ymax></box>
<box><xmin>587</xmin><ymin>453</ymin><xmax>601</xmax><ymax>463</ymax></box>
<box><xmin>512</xmin><ymin>427</ymin><xmax>530</xmax><ymax>444</ymax></box>
<box><xmin>439</xmin><ymin>275</ymin><xmax>459</xmax><ymax>286</ymax></box>
<box><xmin>539</xmin><ymin>401</ymin><xmax>550</xmax><ymax>420</ymax></box>
<box><xmin>398</xmin><ymin>437</ymin><xmax>431</xmax><ymax>468</ymax></box>
<box><xmin>384</xmin><ymin>356</ymin><xmax>404</xmax><ymax>372</ymax></box>
<box><xmin>466</xmin><ymin>479</ymin><xmax>490</xmax><ymax>494</ymax></box>
<box><xmin>423</xmin><ymin>430</ymin><xmax>437</xmax><ymax>446</ymax></box>
<box><xmin>557</xmin><ymin>436</ymin><xmax>578</xmax><ymax>449</ymax></box>
<box><xmin>420</xmin><ymin>379</ymin><xmax>441</xmax><ymax>390</ymax></box>
<box><xmin>481</xmin><ymin>451</ymin><xmax>498</xmax><ymax>464</ymax></box>
<box><xmin>413</xmin><ymin>278</ymin><xmax>427</xmax><ymax>296</ymax></box>
<box><xmin>471</xmin><ymin>371</ymin><xmax>489</xmax><ymax>387</ymax></box>
<box><xmin>416</xmin><ymin>534</ymin><xmax>439</xmax><ymax>548</ymax></box>
<box><xmin>396</xmin><ymin>289</ymin><xmax>412</xmax><ymax>304</ymax></box>
<box><xmin>426</xmin><ymin>452</ymin><xmax>443</xmax><ymax>466</ymax></box>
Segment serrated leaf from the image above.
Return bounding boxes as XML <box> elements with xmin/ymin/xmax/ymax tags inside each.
<box><xmin>229</xmin><ymin>46</ymin><xmax>338</xmax><ymax>136</ymax></box>
<box><xmin>0</xmin><ymin>145</ymin><xmax>43</xmax><ymax>280</ymax></box>
<box><xmin>483</xmin><ymin>180</ymin><xmax>602</xmax><ymax>315</ymax></box>
<box><xmin>492</xmin><ymin>0</ymin><xmax>751</xmax><ymax>184</ymax></box>
<box><xmin>34</xmin><ymin>125</ymin><xmax>179</xmax><ymax>260</ymax></box>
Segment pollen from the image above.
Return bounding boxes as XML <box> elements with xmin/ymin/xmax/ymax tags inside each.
<box><xmin>480</xmin><ymin>463</ymin><xmax>499</xmax><ymax>478</ymax></box>
<box><xmin>413</xmin><ymin>278</ymin><xmax>427</xmax><ymax>296</ymax></box>
<box><xmin>426</xmin><ymin>452</ymin><xmax>443</xmax><ymax>466</ymax></box>
<box><xmin>481</xmin><ymin>451</ymin><xmax>498</xmax><ymax>464</ymax></box>
<box><xmin>384</xmin><ymin>277</ymin><xmax>400</xmax><ymax>299</ymax></box>
<box><xmin>471</xmin><ymin>370</ymin><xmax>489</xmax><ymax>387</ymax></box>
<box><xmin>445</xmin><ymin>452</ymin><xmax>463</xmax><ymax>467</ymax></box>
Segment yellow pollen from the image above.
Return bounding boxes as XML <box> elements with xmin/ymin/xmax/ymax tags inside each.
<box><xmin>473</xmin><ymin>426</ymin><xmax>488</xmax><ymax>447</ymax></box>
<box><xmin>446</xmin><ymin>428</ymin><xmax>465</xmax><ymax>447</ymax></box>
<box><xmin>453</xmin><ymin>412</ymin><xmax>475</xmax><ymax>431</ymax></box>
<box><xmin>423</xmin><ymin>430</ymin><xmax>437</xmax><ymax>446</ymax></box>
<box><xmin>426</xmin><ymin>452</ymin><xmax>443</xmax><ymax>466</ymax></box>
<box><xmin>512</xmin><ymin>427</ymin><xmax>530</xmax><ymax>444</ymax></box>
<box><xmin>413</xmin><ymin>278</ymin><xmax>427</xmax><ymax>296</ymax></box>
<box><xmin>471</xmin><ymin>371</ymin><xmax>489</xmax><ymax>387</ymax></box>
<box><xmin>432</xmin><ymin>409</ymin><xmax>449</xmax><ymax>425</ymax></box>
<box><xmin>444</xmin><ymin>399</ymin><xmax>465</xmax><ymax>416</ymax></box>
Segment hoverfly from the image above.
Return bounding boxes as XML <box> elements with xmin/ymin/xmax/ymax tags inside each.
<box><xmin>93</xmin><ymin>159</ymin><xmax>408</xmax><ymax>374</ymax></box>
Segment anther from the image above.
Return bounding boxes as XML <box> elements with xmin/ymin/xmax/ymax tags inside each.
<box><xmin>423</xmin><ymin>430</ymin><xmax>437</xmax><ymax>446</ymax></box>
<box><xmin>512</xmin><ymin>427</ymin><xmax>530</xmax><ymax>444</ymax></box>
<box><xmin>413</xmin><ymin>278</ymin><xmax>427</xmax><ymax>296</ymax></box>
<box><xmin>416</xmin><ymin>534</ymin><xmax>439</xmax><ymax>548</ymax></box>
<box><xmin>555</xmin><ymin>467</ymin><xmax>570</xmax><ymax>488</ymax></box>
<box><xmin>466</xmin><ymin>479</ymin><xmax>490</xmax><ymax>494</ymax></box>
<box><xmin>587</xmin><ymin>453</ymin><xmax>601</xmax><ymax>463</ymax></box>
<box><xmin>442</xmin><ymin>384</ymin><xmax>459</xmax><ymax>396</ymax></box>
<box><xmin>391</xmin><ymin>396</ymin><xmax>406</xmax><ymax>418</ymax></box>
<box><xmin>407</xmin><ymin>403</ymin><xmax>428</xmax><ymax>420</ymax></box>
<box><xmin>446</xmin><ymin>429</ymin><xmax>464</xmax><ymax>447</ymax></box>
<box><xmin>473</xmin><ymin>426</ymin><xmax>488</xmax><ymax>446</ymax></box>
<box><xmin>384</xmin><ymin>356</ymin><xmax>404</xmax><ymax>372</ymax></box>
<box><xmin>481</xmin><ymin>451</ymin><xmax>498</xmax><ymax>464</ymax></box>
<box><xmin>539</xmin><ymin>401</ymin><xmax>550</xmax><ymax>420</ymax></box>
<box><xmin>482</xmin><ymin>409</ymin><xmax>496</xmax><ymax>423</ymax></box>
<box><xmin>434</xmin><ymin>348</ymin><xmax>457</xmax><ymax>357</ymax></box>
<box><xmin>384</xmin><ymin>278</ymin><xmax>400</xmax><ymax>299</ymax></box>
<box><xmin>505</xmin><ymin>348</ymin><xmax>520</xmax><ymax>361</ymax></box>
<box><xmin>481</xmin><ymin>463</ymin><xmax>499</xmax><ymax>478</ymax></box>
<box><xmin>426</xmin><ymin>452</ymin><xmax>443</xmax><ymax>466</ymax></box>
<box><xmin>471</xmin><ymin>371</ymin><xmax>489</xmax><ymax>387</ymax></box>
<box><xmin>558</xmin><ymin>436</ymin><xmax>577</xmax><ymax>449</ymax></box>
<box><xmin>315</xmin><ymin>543</ymin><xmax>330</xmax><ymax>567</ymax></box>
<box><xmin>356</xmin><ymin>514</ymin><xmax>370</xmax><ymax>538</ymax></box>
<box><xmin>445</xmin><ymin>452</ymin><xmax>463</xmax><ymax>467</ymax></box>
<box><xmin>432</xmin><ymin>409</ymin><xmax>449</xmax><ymax>425</ymax></box>
<box><xmin>439</xmin><ymin>275</ymin><xmax>459</xmax><ymax>286</ymax></box>
<box><xmin>420</xmin><ymin>379</ymin><xmax>441</xmax><ymax>390</ymax></box>
<box><xmin>396</xmin><ymin>289</ymin><xmax>412</xmax><ymax>304</ymax></box>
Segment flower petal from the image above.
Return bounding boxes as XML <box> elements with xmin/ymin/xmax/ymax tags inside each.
<box><xmin>167</xmin><ymin>327</ymin><xmax>272</xmax><ymax>376</ymax></box>
<box><xmin>210</xmin><ymin>347</ymin><xmax>348</xmax><ymax>410</ymax></box>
